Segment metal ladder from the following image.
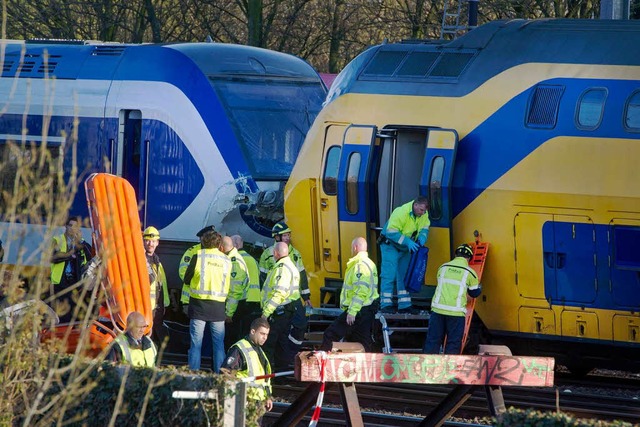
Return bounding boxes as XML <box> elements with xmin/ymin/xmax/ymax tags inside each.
<box><xmin>441</xmin><ymin>0</ymin><xmax>465</xmax><ymax>39</ymax></box>
<box><xmin>377</xmin><ymin>312</ymin><xmax>430</xmax><ymax>353</ymax></box>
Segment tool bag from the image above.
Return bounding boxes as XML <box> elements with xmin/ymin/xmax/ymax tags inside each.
<box><xmin>404</xmin><ymin>246</ymin><xmax>429</xmax><ymax>293</ymax></box>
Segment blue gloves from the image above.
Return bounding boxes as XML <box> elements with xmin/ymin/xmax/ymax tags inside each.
<box><xmin>417</xmin><ymin>234</ymin><xmax>427</xmax><ymax>246</ymax></box>
<box><xmin>406</xmin><ymin>239</ymin><xmax>420</xmax><ymax>253</ymax></box>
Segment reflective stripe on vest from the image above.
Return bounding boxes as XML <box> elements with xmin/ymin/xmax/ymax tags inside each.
<box><xmin>50</xmin><ymin>234</ymin><xmax>67</xmax><ymax>285</ymax></box>
<box><xmin>432</xmin><ymin>267</ymin><xmax>469</xmax><ymax>314</ymax></box>
<box><xmin>233</xmin><ymin>339</ymin><xmax>271</xmax><ymax>401</ymax></box>
<box><xmin>240</xmin><ymin>251</ymin><xmax>261</xmax><ymax>303</ymax></box>
<box><xmin>115</xmin><ymin>334</ymin><xmax>156</xmax><ymax>367</ymax></box>
<box><xmin>190</xmin><ymin>249</ymin><xmax>230</xmax><ymax>301</ymax></box>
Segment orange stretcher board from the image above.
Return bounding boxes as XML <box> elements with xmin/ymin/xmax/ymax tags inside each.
<box><xmin>461</xmin><ymin>241</ymin><xmax>489</xmax><ymax>352</ymax></box>
<box><xmin>85</xmin><ymin>173</ymin><xmax>152</xmax><ymax>335</ymax></box>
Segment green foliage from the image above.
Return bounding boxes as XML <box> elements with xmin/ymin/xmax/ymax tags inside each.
<box><xmin>496</xmin><ymin>408</ymin><xmax>635</xmax><ymax>427</ymax></box>
<box><xmin>2</xmin><ymin>353</ymin><xmax>262</xmax><ymax>427</ymax></box>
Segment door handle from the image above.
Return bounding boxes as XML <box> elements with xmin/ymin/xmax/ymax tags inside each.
<box><xmin>320</xmin><ymin>199</ymin><xmax>328</xmax><ymax>208</ymax></box>
<box><xmin>543</xmin><ymin>251</ymin><xmax>555</xmax><ymax>269</ymax></box>
<box><xmin>556</xmin><ymin>253</ymin><xmax>566</xmax><ymax>269</ymax></box>
<box><xmin>109</xmin><ymin>138</ymin><xmax>115</xmax><ymax>173</ymax></box>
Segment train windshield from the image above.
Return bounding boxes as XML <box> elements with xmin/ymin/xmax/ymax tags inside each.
<box><xmin>211</xmin><ymin>78</ymin><xmax>325</xmax><ymax>180</ymax></box>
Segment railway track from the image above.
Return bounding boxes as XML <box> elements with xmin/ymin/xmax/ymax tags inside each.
<box><xmin>270</xmin><ymin>381</ymin><xmax>640</xmax><ymax>424</ymax></box>
<box><xmin>160</xmin><ymin>352</ymin><xmax>640</xmax><ymax>425</ymax></box>
<box><xmin>263</xmin><ymin>402</ymin><xmax>487</xmax><ymax>427</ymax></box>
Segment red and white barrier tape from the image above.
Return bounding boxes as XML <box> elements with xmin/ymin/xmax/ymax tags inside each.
<box><xmin>309</xmin><ymin>351</ymin><xmax>328</xmax><ymax>427</ymax></box>
<box><xmin>241</xmin><ymin>370</ymin><xmax>294</xmax><ymax>383</ymax></box>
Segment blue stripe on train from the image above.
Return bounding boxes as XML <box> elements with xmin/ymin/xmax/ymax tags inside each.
<box><xmin>0</xmin><ymin>114</ymin><xmax>203</xmax><ymax>229</ymax></box>
<box><xmin>453</xmin><ymin>77</ymin><xmax>638</xmax><ymax>217</ymax></box>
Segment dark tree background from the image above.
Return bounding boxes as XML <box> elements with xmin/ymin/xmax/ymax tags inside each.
<box><xmin>2</xmin><ymin>0</ymin><xmax>626</xmax><ymax>72</ymax></box>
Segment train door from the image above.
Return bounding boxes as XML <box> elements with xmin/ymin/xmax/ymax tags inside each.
<box><xmin>542</xmin><ymin>215</ymin><xmax>597</xmax><ymax>305</ymax></box>
<box><xmin>608</xmin><ymin>218</ymin><xmax>640</xmax><ymax>309</ymax></box>
<box><xmin>369</xmin><ymin>127</ymin><xmax>458</xmax><ymax>285</ymax></box>
<box><xmin>421</xmin><ymin>129</ymin><xmax>459</xmax><ymax>283</ymax></box>
<box><xmin>514</xmin><ymin>212</ymin><xmax>551</xmax><ymax>300</ymax></box>
<box><xmin>336</xmin><ymin>125</ymin><xmax>377</xmax><ymax>263</ymax></box>
<box><xmin>515</xmin><ymin>213</ymin><xmax>597</xmax><ymax>304</ymax></box>
<box><xmin>318</xmin><ymin>124</ymin><xmax>346</xmax><ymax>274</ymax></box>
<box><xmin>115</xmin><ymin>109</ymin><xmax>148</xmax><ymax>224</ymax></box>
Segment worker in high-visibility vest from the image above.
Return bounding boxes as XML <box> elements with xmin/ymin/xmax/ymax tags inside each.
<box><xmin>178</xmin><ymin>225</ymin><xmax>215</xmax><ymax>316</ymax></box>
<box><xmin>379</xmin><ymin>196</ymin><xmax>430</xmax><ymax>314</ymax></box>
<box><xmin>183</xmin><ymin>229</ymin><xmax>231</xmax><ymax>373</ymax></box>
<box><xmin>260</xmin><ymin>241</ymin><xmax>300</xmax><ymax>371</ymax></box>
<box><xmin>50</xmin><ymin>216</ymin><xmax>93</xmax><ymax>323</ymax></box>
<box><xmin>221</xmin><ymin>317</ymin><xmax>273</xmax><ymax>416</ymax></box>
<box><xmin>142</xmin><ymin>226</ymin><xmax>170</xmax><ymax>344</ymax></box>
<box><xmin>108</xmin><ymin>311</ymin><xmax>157</xmax><ymax>367</ymax></box>
<box><xmin>423</xmin><ymin>244</ymin><xmax>481</xmax><ymax>355</ymax></box>
<box><xmin>320</xmin><ymin>237</ymin><xmax>379</xmax><ymax>351</ymax></box>
<box><xmin>225</xmin><ymin>235</ymin><xmax>261</xmax><ymax>347</ymax></box>
<box><xmin>259</xmin><ymin>222</ymin><xmax>311</xmax><ymax>365</ymax></box>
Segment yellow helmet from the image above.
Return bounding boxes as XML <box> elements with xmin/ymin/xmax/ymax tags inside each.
<box><xmin>143</xmin><ymin>226</ymin><xmax>160</xmax><ymax>240</ymax></box>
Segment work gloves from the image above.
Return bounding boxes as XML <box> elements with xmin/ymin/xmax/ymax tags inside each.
<box><xmin>405</xmin><ymin>239</ymin><xmax>420</xmax><ymax>253</ymax></box>
<box><xmin>417</xmin><ymin>234</ymin><xmax>427</xmax><ymax>246</ymax></box>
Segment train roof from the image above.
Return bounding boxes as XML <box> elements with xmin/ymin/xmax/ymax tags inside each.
<box><xmin>0</xmin><ymin>40</ymin><xmax>320</xmax><ymax>82</ymax></box>
<box><xmin>328</xmin><ymin>19</ymin><xmax>640</xmax><ymax>100</ymax></box>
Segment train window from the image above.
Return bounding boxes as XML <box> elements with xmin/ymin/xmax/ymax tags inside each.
<box><xmin>322</xmin><ymin>146</ymin><xmax>341</xmax><ymax>195</ymax></box>
<box><xmin>346</xmin><ymin>152</ymin><xmax>361</xmax><ymax>214</ymax></box>
<box><xmin>614</xmin><ymin>226</ymin><xmax>640</xmax><ymax>270</ymax></box>
<box><xmin>624</xmin><ymin>91</ymin><xmax>640</xmax><ymax>131</ymax></box>
<box><xmin>397</xmin><ymin>52</ymin><xmax>439</xmax><ymax>77</ymax></box>
<box><xmin>362</xmin><ymin>51</ymin><xmax>407</xmax><ymax>76</ymax></box>
<box><xmin>428</xmin><ymin>156</ymin><xmax>445</xmax><ymax>221</ymax></box>
<box><xmin>576</xmin><ymin>88</ymin><xmax>607</xmax><ymax>130</ymax></box>
<box><xmin>526</xmin><ymin>85</ymin><xmax>564</xmax><ymax>129</ymax></box>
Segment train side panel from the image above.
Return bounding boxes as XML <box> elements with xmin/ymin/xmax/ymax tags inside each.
<box><xmin>286</xmin><ymin>19</ymin><xmax>640</xmax><ymax>369</ymax></box>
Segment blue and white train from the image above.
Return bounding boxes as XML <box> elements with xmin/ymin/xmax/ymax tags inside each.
<box><xmin>0</xmin><ymin>40</ymin><xmax>327</xmax><ymax>284</ymax></box>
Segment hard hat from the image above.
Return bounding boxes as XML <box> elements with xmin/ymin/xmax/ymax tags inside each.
<box><xmin>455</xmin><ymin>243</ymin><xmax>473</xmax><ymax>259</ymax></box>
<box><xmin>196</xmin><ymin>225</ymin><xmax>215</xmax><ymax>238</ymax></box>
<box><xmin>143</xmin><ymin>226</ymin><xmax>160</xmax><ymax>240</ymax></box>
<box><xmin>271</xmin><ymin>221</ymin><xmax>291</xmax><ymax>237</ymax></box>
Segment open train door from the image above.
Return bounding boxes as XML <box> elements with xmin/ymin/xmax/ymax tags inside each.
<box><xmin>420</xmin><ymin>128</ymin><xmax>459</xmax><ymax>285</ymax></box>
<box><xmin>336</xmin><ymin>125</ymin><xmax>377</xmax><ymax>262</ymax></box>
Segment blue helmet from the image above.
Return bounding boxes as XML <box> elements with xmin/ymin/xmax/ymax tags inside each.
<box><xmin>271</xmin><ymin>221</ymin><xmax>291</xmax><ymax>237</ymax></box>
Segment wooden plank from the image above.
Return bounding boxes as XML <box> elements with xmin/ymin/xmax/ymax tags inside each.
<box><xmin>339</xmin><ymin>383</ymin><xmax>364</xmax><ymax>427</ymax></box>
<box><xmin>295</xmin><ymin>352</ymin><xmax>554</xmax><ymax>387</ymax></box>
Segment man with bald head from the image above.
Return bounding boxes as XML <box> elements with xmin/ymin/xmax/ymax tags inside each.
<box><xmin>108</xmin><ymin>311</ymin><xmax>157</xmax><ymax>367</ymax></box>
<box><xmin>225</xmin><ymin>235</ymin><xmax>261</xmax><ymax>347</ymax></box>
<box><xmin>260</xmin><ymin>241</ymin><xmax>301</xmax><ymax>370</ymax></box>
<box><xmin>320</xmin><ymin>237</ymin><xmax>379</xmax><ymax>351</ymax></box>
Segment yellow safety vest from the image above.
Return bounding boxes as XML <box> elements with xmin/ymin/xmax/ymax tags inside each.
<box><xmin>149</xmin><ymin>261</ymin><xmax>170</xmax><ymax>311</ymax></box>
<box><xmin>114</xmin><ymin>334</ymin><xmax>157</xmax><ymax>367</ymax></box>
<box><xmin>233</xmin><ymin>338</ymin><xmax>272</xmax><ymax>401</ymax></box>
<box><xmin>239</xmin><ymin>250</ymin><xmax>261</xmax><ymax>302</ymax></box>
<box><xmin>431</xmin><ymin>257</ymin><xmax>480</xmax><ymax>317</ymax></box>
<box><xmin>51</xmin><ymin>234</ymin><xmax>89</xmax><ymax>285</ymax></box>
<box><xmin>189</xmin><ymin>248</ymin><xmax>231</xmax><ymax>302</ymax></box>
<box><xmin>226</xmin><ymin>248</ymin><xmax>261</xmax><ymax>317</ymax></box>
<box><xmin>261</xmin><ymin>256</ymin><xmax>300</xmax><ymax>318</ymax></box>
<box><xmin>382</xmin><ymin>200</ymin><xmax>431</xmax><ymax>246</ymax></box>
<box><xmin>180</xmin><ymin>244</ymin><xmax>200</xmax><ymax>304</ymax></box>
<box><xmin>259</xmin><ymin>244</ymin><xmax>305</xmax><ymax>276</ymax></box>
<box><xmin>340</xmin><ymin>252</ymin><xmax>379</xmax><ymax>316</ymax></box>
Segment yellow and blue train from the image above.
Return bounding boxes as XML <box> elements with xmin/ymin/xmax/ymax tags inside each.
<box><xmin>285</xmin><ymin>19</ymin><xmax>640</xmax><ymax>371</ymax></box>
